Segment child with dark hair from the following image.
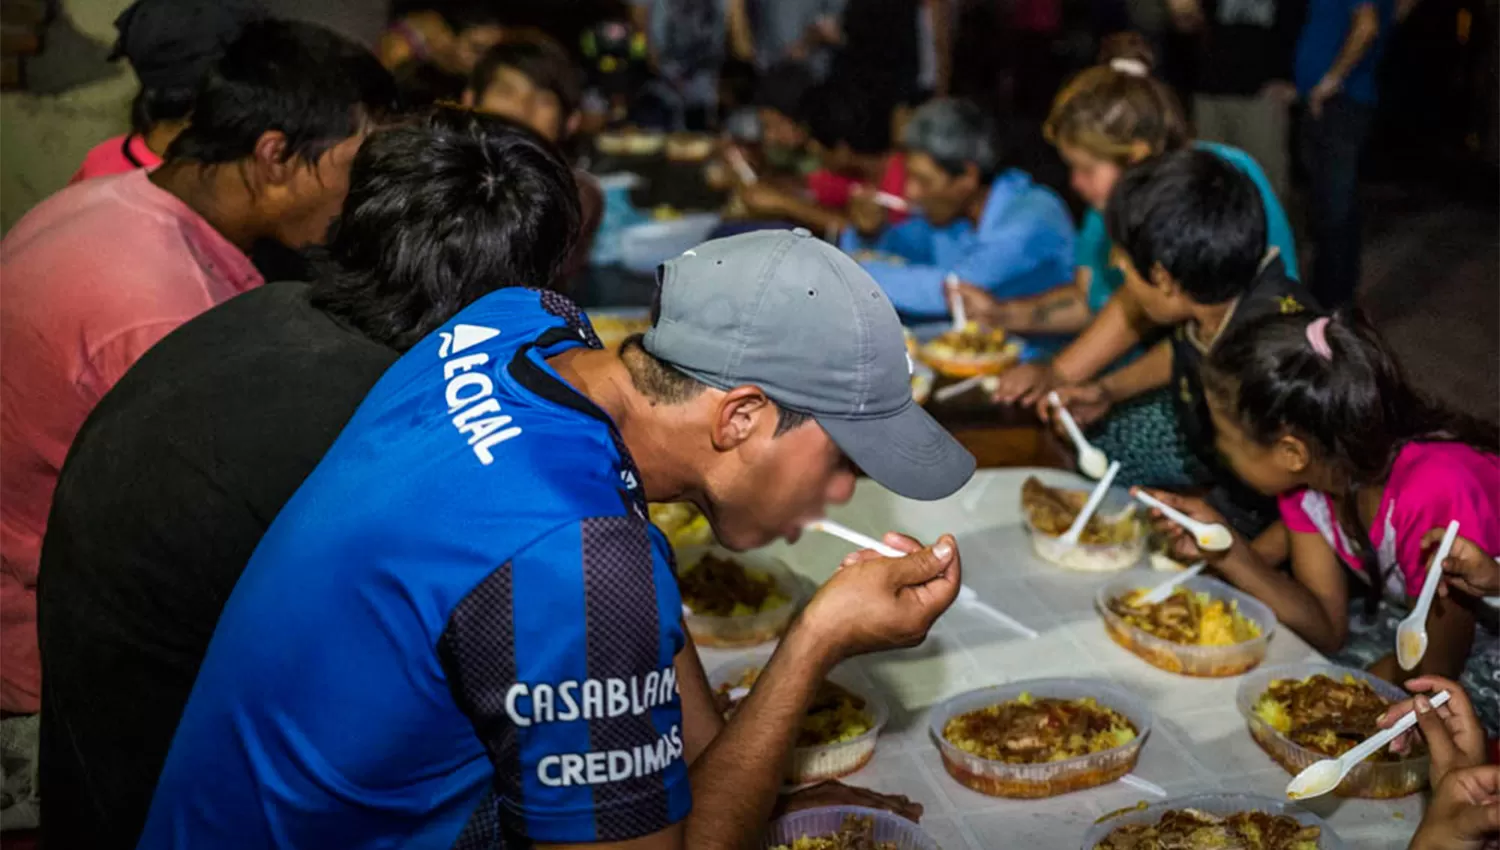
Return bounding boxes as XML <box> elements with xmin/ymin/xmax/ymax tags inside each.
<box><xmin>735</xmin><ymin>77</ymin><xmax>909</xmax><ymax>234</ymax></box>
<box><xmin>1049</xmin><ymin>147</ymin><xmax>1314</xmax><ymax>534</ymax></box>
<box><xmin>462</xmin><ymin>37</ymin><xmax>601</xmax><ymax>281</ymax></box>
<box><xmin>1145</xmin><ymin>308</ymin><xmax>1499</xmax><ymax>730</ymax></box>
<box><xmin>71</xmin><ymin>0</ymin><xmax>266</xmax><ymax>184</ymax></box>
<box><xmin>463</xmin><ymin>38</ymin><xmax>583</xmax><ymax>143</ymax></box>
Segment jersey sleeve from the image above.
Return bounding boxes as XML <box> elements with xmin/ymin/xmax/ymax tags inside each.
<box><xmin>437</xmin><ymin>516</ymin><xmax>691</xmax><ymax>845</ymax></box>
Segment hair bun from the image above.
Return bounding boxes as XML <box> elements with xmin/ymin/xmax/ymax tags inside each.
<box><xmin>1109</xmin><ymin>57</ymin><xmax>1150</xmax><ymax>77</ymax></box>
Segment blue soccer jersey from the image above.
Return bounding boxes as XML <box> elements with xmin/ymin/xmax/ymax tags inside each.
<box><xmin>138</xmin><ymin>289</ymin><xmax>693</xmax><ymax>849</ymax></box>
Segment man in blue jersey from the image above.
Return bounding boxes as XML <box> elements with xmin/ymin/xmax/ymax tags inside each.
<box><xmin>139</xmin><ymin>228</ymin><xmax>975</xmax><ymax>849</ymax></box>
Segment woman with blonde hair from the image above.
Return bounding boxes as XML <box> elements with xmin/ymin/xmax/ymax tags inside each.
<box><xmin>957</xmin><ymin>53</ymin><xmax>1297</xmax><ymax>516</ymax></box>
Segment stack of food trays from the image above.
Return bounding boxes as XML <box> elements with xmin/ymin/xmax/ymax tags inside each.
<box><xmin>1020</xmin><ymin>477</ymin><xmax>1145</xmax><ymax>573</ymax></box>
<box><xmin>1237</xmin><ymin>663</ymin><xmax>1432</xmax><ymax>798</ymax></box>
<box><xmin>1082</xmin><ymin>793</ymin><xmax>1344</xmax><ymax>849</ymax></box>
<box><xmin>712</xmin><ymin>653</ymin><xmax>888</xmax><ymax>785</ymax></box>
<box><xmin>677</xmin><ymin>547</ymin><xmax>802</xmax><ymax>648</ymax></box>
<box><xmin>928</xmin><ymin>679</ymin><xmax>1152</xmax><ymax>799</ymax></box>
<box><xmin>764</xmin><ymin>807</ymin><xmax>938</xmax><ymax>850</ymax></box>
<box><xmin>1095</xmin><ymin>572</ymin><xmax>1277</xmax><ymax>677</ymax></box>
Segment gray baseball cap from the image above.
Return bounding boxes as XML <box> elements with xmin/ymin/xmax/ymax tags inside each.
<box><xmin>643</xmin><ymin>229</ymin><xmax>975</xmax><ymax>500</ymax></box>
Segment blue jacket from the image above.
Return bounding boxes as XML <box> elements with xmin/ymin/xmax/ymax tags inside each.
<box><xmin>840</xmin><ymin>169</ymin><xmax>1075</xmax><ymax>320</ymax></box>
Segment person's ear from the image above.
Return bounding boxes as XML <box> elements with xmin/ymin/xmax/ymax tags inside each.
<box><xmin>250</xmin><ymin>130</ymin><xmax>293</xmax><ymax>188</ymax></box>
<box><xmin>461</xmin><ymin>87</ymin><xmax>477</xmax><ymax>108</ymax></box>
<box><xmin>1275</xmin><ymin>434</ymin><xmax>1311</xmax><ymax>474</ymax></box>
<box><xmin>711</xmin><ymin>386</ymin><xmax>774</xmax><ymax>452</ymax></box>
<box><xmin>1149</xmin><ymin>262</ymin><xmax>1178</xmax><ymax>295</ymax></box>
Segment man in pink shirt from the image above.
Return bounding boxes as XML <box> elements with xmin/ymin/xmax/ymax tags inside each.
<box><xmin>0</xmin><ymin>19</ymin><xmax>394</xmax><ymax>716</ymax></box>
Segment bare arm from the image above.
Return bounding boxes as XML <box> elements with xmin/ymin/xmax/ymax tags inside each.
<box><xmin>1050</xmin><ymin>290</ymin><xmax>1154</xmax><ymax>384</ymax></box>
<box><xmin>1095</xmin><ymin>339</ymin><xmax>1173</xmax><ymax>405</ymax></box>
<box><xmin>1242</xmin><ymin>530</ymin><xmax>1350</xmax><ymax>654</ymax></box>
<box><xmin>972</xmin><ymin>266</ymin><xmax>1095</xmax><ymax>335</ymax></box>
<box><xmin>1325</xmin><ymin>4</ymin><xmax>1381</xmax><ymax>86</ymax></box>
<box><xmin>1250</xmin><ymin>521</ymin><xmax>1291</xmax><ymax>569</ymax></box>
<box><xmin>727</xmin><ymin>0</ymin><xmax>756</xmax><ymax>62</ymax></box>
<box><xmin>674</xmin><ymin>631</ymin><xmax>725</xmax><ymax>765</ymax></box>
<box><xmin>930</xmin><ymin>0</ymin><xmax>953</xmax><ymax>96</ymax></box>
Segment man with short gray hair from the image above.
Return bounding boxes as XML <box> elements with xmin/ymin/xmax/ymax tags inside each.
<box><xmin>841</xmin><ymin>98</ymin><xmax>1077</xmax><ymax>321</ymax></box>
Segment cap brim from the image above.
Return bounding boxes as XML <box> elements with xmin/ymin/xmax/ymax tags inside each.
<box><xmin>817</xmin><ymin>401</ymin><xmax>975</xmax><ymax>501</ymax></box>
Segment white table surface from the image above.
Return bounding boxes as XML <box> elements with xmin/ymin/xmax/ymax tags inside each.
<box><xmin>697</xmin><ymin>468</ymin><xmax>1423</xmax><ymax>850</ymax></box>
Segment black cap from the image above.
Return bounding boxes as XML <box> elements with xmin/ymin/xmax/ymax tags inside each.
<box><xmin>110</xmin><ymin>0</ymin><xmax>267</xmax><ymax>92</ymax></box>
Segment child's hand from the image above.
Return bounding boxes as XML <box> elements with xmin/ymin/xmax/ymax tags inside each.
<box><xmin>847</xmin><ymin>187</ymin><xmax>886</xmax><ymax>236</ymax></box>
<box><xmin>1134</xmin><ymin>488</ymin><xmax>1234</xmax><ymax>562</ymax></box>
<box><xmin>1381</xmin><ymin>676</ymin><xmax>1487</xmax><ymax>785</ymax></box>
<box><xmin>1409</xmin><ymin>764</ymin><xmax>1500</xmax><ymax>850</ymax></box>
<box><xmin>991</xmin><ymin>363</ymin><xmax>1055</xmax><ymax>406</ymax></box>
<box><xmin>1040</xmin><ymin>382</ymin><xmax>1112</xmax><ymax>428</ymax></box>
<box><xmin>1422</xmin><ymin>528</ymin><xmax>1499</xmax><ymax>598</ymax></box>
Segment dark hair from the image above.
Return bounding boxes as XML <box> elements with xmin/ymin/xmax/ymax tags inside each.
<box><xmin>755</xmin><ymin>60</ymin><xmax>814</xmax><ymax>120</ymax></box>
<box><xmin>1203</xmin><ymin>310</ymin><xmax>1500</xmax><ymax>603</ymax></box>
<box><xmin>804</xmin><ymin>79</ymin><xmax>892</xmax><ymax>156</ymax></box>
<box><xmin>1105</xmin><ymin>148</ymin><xmax>1266</xmax><ymax>304</ymax></box>
<box><xmin>130</xmin><ymin>86</ymin><xmax>195</xmax><ymax>135</ymax></box>
<box><xmin>468</xmin><ymin>38</ymin><xmax>582</xmax><ymax>120</ymax></box>
<box><xmin>902</xmin><ymin>99</ymin><xmax>1008</xmax><ymax>182</ymax></box>
<box><xmin>309</xmin><ymin>107</ymin><xmax>581</xmax><ymax>351</ymax></box>
<box><xmin>620</xmin><ymin>336</ymin><xmax>811</xmax><ymax>436</ymax></box>
<box><xmin>166</xmin><ymin>20</ymin><xmax>396</xmax><ymax>166</ymax></box>
<box><xmin>434</xmin><ymin>0</ymin><xmax>506</xmax><ymax>31</ymax></box>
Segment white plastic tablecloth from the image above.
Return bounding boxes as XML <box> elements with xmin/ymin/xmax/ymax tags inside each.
<box><xmin>696</xmin><ymin>468</ymin><xmax>1423</xmax><ymax>849</ymax></box>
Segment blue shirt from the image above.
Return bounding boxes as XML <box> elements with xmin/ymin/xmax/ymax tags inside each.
<box><xmin>1080</xmin><ymin>141</ymin><xmax>1300</xmax><ymax>313</ymax></box>
<box><xmin>841</xmin><ymin>169</ymin><xmax>1076</xmax><ymax>320</ymax></box>
<box><xmin>1295</xmin><ymin>0</ymin><xmax>1395</xmax><ymax>104</ymax></box>
<box><xmin>138</xmin><ymin>289</ymin><xmax>692</xmax><ymax>849</ymax></box>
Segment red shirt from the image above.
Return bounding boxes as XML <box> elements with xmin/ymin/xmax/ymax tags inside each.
<box><xmin>0</xmin><ymin>170</ymin><xmax>262</xmax><ymax>712</ymax></box>
<box><xmin>70</xmin><ymin>133</ymin><xmax>163</xmax><ymax>185</ymax></box>
<box><xmin>806</xmin><ymin>153</ymin><xmax>909</xmax><ymax>223</ymax></box>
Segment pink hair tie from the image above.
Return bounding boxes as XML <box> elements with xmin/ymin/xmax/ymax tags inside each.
<box><xmin>1306</xmin><ymin>316</ymin><xmax>1333</xmax><ymax>360</ymax></box>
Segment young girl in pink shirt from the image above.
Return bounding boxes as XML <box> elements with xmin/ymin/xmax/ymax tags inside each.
<box><xmin>1146</xmin><ymin>310</ymin><xmax>1499</xmax><ymax>731</ymax></box>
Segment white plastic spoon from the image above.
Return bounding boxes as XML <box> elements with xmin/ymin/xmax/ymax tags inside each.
<box><xmin>946</xmin><ymin>274</ymin><xmax>967</xmax><ymax>332</ymax></box>
<box><xmin>1047</xmin><ymin>392</ymin><xmax>1110</xmax><ymax>479</ymax></box>
<box><xmin>1060</xmin><ymin>461</ymin><xmax>1121</xmax><ymax>546</ymax></box>
<box><xmin>1131</xmin><ymin>489</ymin><xmax>1234</xmax><ymax>552</ymax></box>
<box><xmin>933</xmin><ymin>374</ymin><xmax>1001</xmax><ymax>403</ymax></box>
<box><xmin>1119</xmin><ymin>774</ymin><xmax>1167</xmax><ymax>797</ymax></box>
<box><xmin>1285</xmin><ymin>690</ymin><xmax>1451</xmax><ymax>800</ymax></box>
<box><xmin>1135</xmin><ymin>562</ymin><xmax>1207</xmax><ymax>606</ymax></box>
<box><xmin>1397</xmin><ymin>520</ymin><xmax>1460</xmax><ymax>670</ymax></box>
<box><xmin>804</xmin><ymin>519</ymin><xmax>1038</xmax><ymax>639</ymax></box>
<box><xmin>872</xmin><ymin>191</ymin><xmax>909</xmax><ymax>212</ymax></box>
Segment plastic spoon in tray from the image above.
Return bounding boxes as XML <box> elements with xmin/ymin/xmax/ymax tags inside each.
<box><xmin>1060</xmin><ymin>460</ymin><xmax>1121</xmax><ymax>546</ymax></box>
<box><xmin>804</xmin><ymin>519</ymin><xmax>1037</xmax><ymax>639</ymax></box>
<box><xmin>1046</xmin><ymin>392</ymin><xmax>1109</xmax><ymax>479</ymax></box>
<box><xmin>1397</xmin><ymin>519</ymin><xmax>1460</xmax><ymax>670</ymax></box>
<box><xmin>1135</xmin><ymin>562</ymin><xmax>1207</xmax><ymax>606</ymax></box>
<box><xmin>1285</xmin><ymin>689</ymin><xmax>1451</xmax><ymax>800</ymax></box>
<box><xmin>1131</xmin><ymin>489</ymin><xmax>1233</xmax><ymax>552</ymax></box>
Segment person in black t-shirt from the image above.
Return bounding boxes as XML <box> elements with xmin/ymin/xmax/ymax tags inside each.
<box><xmin>35</xmin><ymin>106</ymin><xmax>580</xmax><ymax>850</ymax></box>
<box><xmin>1048</xmin><ymin>148</ymin><xmax>1318</xmax><ymax>535</ymax></box>
<box><xmin>1172</xmin><ymin>0</ymin><xmax>1306</xmax><ymax>200</ymax></box>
